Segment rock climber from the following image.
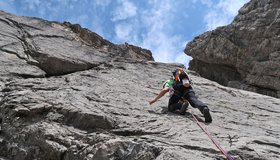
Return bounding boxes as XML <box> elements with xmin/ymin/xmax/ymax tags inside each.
<box><xmin>149</xmin><ymin>68</ymin><xmax>212</xmax><ymax>123</ymax></box>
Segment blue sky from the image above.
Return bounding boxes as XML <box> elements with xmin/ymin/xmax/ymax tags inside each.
<box><xmin>0</xmin><ymin>0</ymin><xmax>249</xmax><ymax>66</ymax></box>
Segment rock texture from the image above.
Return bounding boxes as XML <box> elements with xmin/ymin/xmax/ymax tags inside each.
<box><xmin>185</xmin><ymin>0</ymin><xmax>280</xmax><ymax>98</ymax></box>
<box><xmin>0</xmin><ymin>11</ymin><xmax>153</xmax><ymax>78</ymax></box>
<box><xmin>1</xmin><ymin>10</ymin><xmax>280</xmax><ymax>160</ymax></box>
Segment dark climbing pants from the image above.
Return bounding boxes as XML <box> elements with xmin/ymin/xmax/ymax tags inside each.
<box><xmin>168</xmin><ymin>90</ymin><xmax>207</xmax><ymax>113</ymax></box>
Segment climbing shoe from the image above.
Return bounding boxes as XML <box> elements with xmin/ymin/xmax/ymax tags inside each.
<box><xmin>179</xmin><ymin>102</ymin><xmax>189</xmax><ymax>115</ymax></box>
<box><xmin>203</xmin><ymin>107</ymin><xmax>212</xmax><ymax>123</ymax></box>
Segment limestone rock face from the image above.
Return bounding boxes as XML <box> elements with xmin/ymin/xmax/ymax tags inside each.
<box><xmin>185</xmin><ymin>0</ymin><xmax>280</xmax><ymax>98</ymax></box>
<box><xmin>0</xmin><ymin>11</ymin><xmax>153</xmax><ymax>78</ymax></box>
<box><xmin>64</xmin><ymin>22</ymin><xmax>154</xmax><ymax>61</ymax></box>
<box><xmin>1</xmin><ymin>10</ymin><xmax>280</xmax><ymax>160</ymax></box>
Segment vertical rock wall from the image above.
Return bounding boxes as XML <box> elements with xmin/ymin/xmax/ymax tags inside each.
<box><xmin>185</xmin><ymin>0</ymin><xmax>280</xmax><ymax>98</ymax></box>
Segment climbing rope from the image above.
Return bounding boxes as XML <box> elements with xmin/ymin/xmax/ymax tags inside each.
<box><xmin>191</xmin><ymin>113</ymin><xmax>235</xmax><ymax>160</ymax></box>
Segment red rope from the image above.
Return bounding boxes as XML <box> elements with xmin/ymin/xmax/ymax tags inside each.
<box><xmin>191</xmin><ymin>113</ymin><xmax>235</xmax><ymax>160</ymax></box>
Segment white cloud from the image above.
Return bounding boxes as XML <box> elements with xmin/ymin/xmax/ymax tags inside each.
<box><xmin>142</xmin><ymin>33</ymin><xmax>180</xmax><ymax>63</ymax></box>
<box><xmin>95</xmin><ymin>0</ymin><xmax>111</xmax><ymax>7</ymax></box>
<box><xmin>201</xmin><ymin>0</ymin><xmax>213</xmax><ymax>7</ymax></box>
<box><xmin>175</xmin><ymin>52</ymin><xmax>193</xmax><ymax>68</ymax></box>
<box><xmin>22</xmin><ymin>0</ymin><xmax>41</xmax><ymax>11</ymax></box>
<box><xmin>37</xmin><ymin>1</ymin><xmax>52</xmax><ymax>15</ymax></box>
<box><xmin>111</xmin><ymin>0</ymin><xmax>192</xmax><ymax>66</ymax></box>
<box><xmin>137</xmin><ymin>0</ymin><xmax>190</xmax><ymax>66</ymax></box>
<box><xmin>142</xmin><ymin>0</ymin><xmax>173</xmax><ymax>31</ymax></box>
<box><xmin>203</xmin><ymin>0</ymin><xmax>249</xmax><ymax>30</ymax></box>
<box><xmin>182</xmin><ymin>40</ymin><xmax>189</xmax><ymax>48</ymax></box>
<box><xmin>114</xmin><ymin>23</ymin><xmax>133</xmax><ymax>41</ymax></box>
<box><xmin>112</xmin><ymin>0</ymin><xmax>137</xmax><ymax>21</ymax></box>
<box><xmin>66</xmin><ymin>14</ymin><xmax>89</xmax><ymax>29</ymax></box>
<box><xmin>0</xmin><ymin>0</ymin><xmax>17</xmax><ymax>13</ymax></box>
<box><xmin>204</xmin><ymin>10</ymin><xmax>229</xmax><ymax>30</ymax></box>
<box><xmin>217</xmin><ymin>0</ymin><xmax>249</xmax><ymax>15</ymax></box>
<box><xmin>90</xmin><ymin>17</ymin><xmax>105</xmax><ymax>38</ymax></box>
<box><xmin>139</xmin><ymin>0</ymin><xmax>178</xmax><ymax>62</ymax></box>
<box><xmin>191</xmin><ymin>0</ymin><xmax>213</xmax><ymax>8</ymax></box>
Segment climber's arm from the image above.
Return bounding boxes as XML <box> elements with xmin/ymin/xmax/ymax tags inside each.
<box><xmin>149</xmin><ymin>87</ymin><xmax>169</xmax><ymax>105</ymax></box>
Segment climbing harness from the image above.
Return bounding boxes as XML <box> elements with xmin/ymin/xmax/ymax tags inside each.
<box><xmin>191</xmin><ymin>113</ymin><xmax>235</xmax><ymax>160</ymax></box>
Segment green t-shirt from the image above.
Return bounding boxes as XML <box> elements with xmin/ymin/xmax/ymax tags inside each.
<box><xmin>163</xmin><ymin>79</ymin><xmax>175</xmax><ymax>88</ymax></box>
